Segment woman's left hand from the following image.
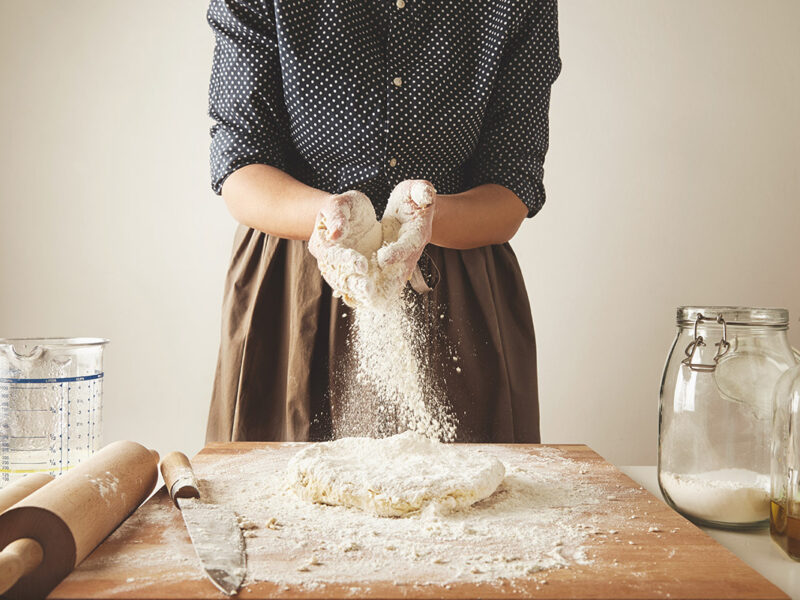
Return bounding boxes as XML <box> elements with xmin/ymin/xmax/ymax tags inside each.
<box><xmin>377</xmin><ymin>180</ymin><xmax>436</xmax><ymax>282</ymax></box>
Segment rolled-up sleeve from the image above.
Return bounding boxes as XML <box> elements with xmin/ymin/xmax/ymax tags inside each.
<box><xmin>207</xmin><ymin>0</ymin><xmax>291</xmax><ymax>194</ymax></box>
<box><xmin>470</xmin><ymin>1</ymin><xmax>561</xmax><ymax>217</ymax></box>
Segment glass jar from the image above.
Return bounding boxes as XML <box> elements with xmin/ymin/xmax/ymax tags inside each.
<box><xmin>658</xmin><ymin>307</ymin><xmax>797</xmax><ymax>529</ymax></box>
<box><xmin>771</xmin><ymin>362</ymin><xmax>800</xmax><ymax>559</ymax></box>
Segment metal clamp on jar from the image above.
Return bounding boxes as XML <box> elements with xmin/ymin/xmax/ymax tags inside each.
<box><xmin>658</xmin><ymin>307</ymin><xmax>797</xmax><ymax>529</ymax></box>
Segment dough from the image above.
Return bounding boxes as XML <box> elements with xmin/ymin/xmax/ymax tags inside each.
<box><xmin>286</xmin><ymin>431</ymin><xmax>505</xmax><ymax>517</ymax></box>
<box><xmin>312</xmin><ymin>181</ymin><xmax>434</xmax><ymax>309</ymax></box>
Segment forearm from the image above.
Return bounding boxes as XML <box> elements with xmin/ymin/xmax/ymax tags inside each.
<box><xmin>221</xmin><ymin>168</ymin><xmax>527</xmax><ymax>248</ymax></box>
<box><xmin>430</xmin><ymin>184</ymin><xmax>528</xmax><ymax>250</ymax></box>
<box><xmin>220</xmin><ymin>164</ymin><xmax>332</xmax><ymax>240</ymax></box>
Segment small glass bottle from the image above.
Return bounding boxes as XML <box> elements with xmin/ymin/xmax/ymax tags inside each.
<box><xmin>771</xmin><ymin>362</ymin><xmax>800</xmax><ymax>559</ymax></box>
<box><xmin>658</xmin><ymin>307</ymin><xmax>797</xmax><ymax>529</ymax></box>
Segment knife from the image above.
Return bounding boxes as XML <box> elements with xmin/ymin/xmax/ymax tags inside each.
<box><xmin>160</xmin><ymin>452</ymin><xmax>246</xmax><ymax>595</ymax></box>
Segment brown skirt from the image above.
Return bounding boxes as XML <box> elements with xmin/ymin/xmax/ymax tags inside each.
<box><xmin>205</xmin><ymin>224</ymin><xmax>540</xmax><ymax>444</ymax></box>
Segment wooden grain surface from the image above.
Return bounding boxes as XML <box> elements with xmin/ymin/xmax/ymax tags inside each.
<box><xmin>47</xmin><ymin>443</ymin><xmax>788</xmax><ymax>600</ymax></box>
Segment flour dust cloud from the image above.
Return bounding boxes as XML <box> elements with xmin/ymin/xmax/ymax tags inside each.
<box><xmin>333</xmin><ymin>291</ymin><xmax>457</xmax><ymax>442</ymax></box>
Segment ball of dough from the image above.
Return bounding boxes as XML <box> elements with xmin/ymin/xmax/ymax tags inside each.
<box><xmin>287</xmin><ymin>432</ymin><xmax>505</xmax><ymax>517</ymax></box>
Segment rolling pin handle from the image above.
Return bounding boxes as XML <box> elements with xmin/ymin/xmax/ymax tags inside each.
<box><xmin>0</xmin><ymin>538</ymin><xmax>44</xmax><ymax>596</ymax></box>
<box><xmin>0</xmin><ymin>473</ymin><xmax>52</xmax><ymax>593</ymax></box>
<box><xmin>160</xmin><ymin>451</ymin><xmax>200</xmax><ymax>505</ymax></box>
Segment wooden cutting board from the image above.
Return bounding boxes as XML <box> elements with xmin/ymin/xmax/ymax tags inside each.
<box><xmin>48</xmin><ymin>443</ymin><xmax>788</xmax><ymax>600</ymax></box>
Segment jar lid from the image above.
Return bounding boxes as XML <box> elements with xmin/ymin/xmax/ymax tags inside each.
<box><xmin>677</xmin><ymin>306</ymin><xmax>789</xmax><ymax>327</ymax></box>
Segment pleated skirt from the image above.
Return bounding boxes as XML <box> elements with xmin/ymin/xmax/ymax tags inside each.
<box><xmin>205</xmin><ymin>224</ymin><xmax>540</xmax><ymax>443</ymax></box>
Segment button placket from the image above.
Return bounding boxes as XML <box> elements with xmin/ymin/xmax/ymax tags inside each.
<box><xmin>384</xmin><ymin>0</ymin><xmax>412</xmax><ymax>176</ymax></box>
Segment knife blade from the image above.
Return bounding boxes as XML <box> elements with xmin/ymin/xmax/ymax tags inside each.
<box><xmin>161</xmin><ymin>452</ymin><xmax>246</xmax><ymax>595</ymax></box>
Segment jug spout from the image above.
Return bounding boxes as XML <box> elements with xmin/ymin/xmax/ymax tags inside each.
<box><xmin>4</xmin><ymin>342</ymin><xmax>45</xmax><ymax>361</ymax></box>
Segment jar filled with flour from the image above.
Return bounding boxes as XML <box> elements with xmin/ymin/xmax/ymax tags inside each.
<box><xmin>658</xmin><ymin>307</ymin><xmax>797</xmax><ymax>529</ymax></box>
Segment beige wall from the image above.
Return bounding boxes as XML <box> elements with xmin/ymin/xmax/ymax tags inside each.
<box><xmin>1</xmin><ymin>1</ymin><xmax>798</xmax><ymax>465</ymax></box>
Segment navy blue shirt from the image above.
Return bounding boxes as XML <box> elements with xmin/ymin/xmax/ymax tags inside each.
<box><xmin>208</xmin><ymin>0</ymin><xmax>561</xmax><ymax>217</ymax></box>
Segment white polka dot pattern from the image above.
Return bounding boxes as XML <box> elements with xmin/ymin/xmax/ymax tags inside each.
<box><xmin>207</xmin><ymin>0</ymin><xmax>561</xmax><ymax>217</ymax></box>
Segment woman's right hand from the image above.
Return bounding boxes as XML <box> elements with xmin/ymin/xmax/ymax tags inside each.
<box><xmin>309</xmin><ymin>190</ymin><xmax>379</xmax><ymax>306</ymax></box>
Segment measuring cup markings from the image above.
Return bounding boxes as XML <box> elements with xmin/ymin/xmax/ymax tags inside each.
<box><xmin>0</xmin><ymin>338</ymin><xmax>107</xmax><ymax>486</ymax></box>
<box><xmin>0</xmin><ymin>373</ymin><xmax>103</xmax><ymax>479</ymax></box>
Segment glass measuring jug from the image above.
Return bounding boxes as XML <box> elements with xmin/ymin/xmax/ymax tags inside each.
<box><xmin>0</xmin><ymin>338</ymin><xmax>108</xmax><ymax>488</ymax></box>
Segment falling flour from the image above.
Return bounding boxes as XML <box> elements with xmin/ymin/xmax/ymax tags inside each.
<box><xmin>336</xmin><ymin>297</ymin><xmax>457</xmax><ymax>441</ymax></box>
<box><xmin>312</xmin><ymin>182</ymin><xmax>456</xmax><ymax>441</ymax></box>
<box><xmin>660</xmin><ymin>469</ymin><xmax>770</xmax><ymax>523</ymax></box>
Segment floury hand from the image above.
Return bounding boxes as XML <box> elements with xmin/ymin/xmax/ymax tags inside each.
<box><xmin>309</xmin><ymin>190</ymin><xmax>381</xmax><ymax>307</ymax></box>
<box><xmin>377</xmin><ymin>180</ymin><xmax>436</xmax><ymax>284</ymax></box>
<box><xmin>309</xmin><ymin>181</ymin><xmax>436</xmax><ymax>308</ymax></box>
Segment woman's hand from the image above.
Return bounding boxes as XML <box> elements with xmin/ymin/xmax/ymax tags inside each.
<box><xmin>377</xmin><ymin>180</ymin><xmax>436</xmax><ymax>283</ymax></box>
<box><xmin>308</xmin><ymin>181</ymin><xmax>436</xmax><ymax>307</ymax></box>
<box><xmin>308</xmin><ymin>190</ymin><xmax>381</xmax><ymax>306</ymax></box>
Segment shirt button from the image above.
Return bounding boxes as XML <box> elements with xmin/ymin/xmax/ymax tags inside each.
<box><xmin>393</xmin><ymin>77</ymin><xmax>403</xmax><ymax>87</ymax></box>
<box><xmin>389</xmin><ymin>158</ymin><xmax>398</xmax><ymax>167</ymax></box>
<box><xmin>396</xmin><ymin>0</ymin><xmax>406</xmax><ymax>7</ymax></box>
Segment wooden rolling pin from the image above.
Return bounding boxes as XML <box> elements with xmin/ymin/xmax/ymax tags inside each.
<box><xmin>0</xmin><ymin>473</ymin><xmax>54</xmax><ymax>514</ymax></box>
<box><xmin>0</xmin><ymin>441</ymin><xmax>159</xmax><ymax>600</ymax></box>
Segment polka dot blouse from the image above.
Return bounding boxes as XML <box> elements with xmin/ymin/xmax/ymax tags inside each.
<box><xmin>207</xmin><ymin>0</ymin><xmax>561</xmax><ymax>218</ymax></box>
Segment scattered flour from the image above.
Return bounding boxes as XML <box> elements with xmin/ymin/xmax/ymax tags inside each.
<box><xmin>287</xmin><ymin>432</ymin><xmax>505</xmax><ymax>517</ymax></box>
<box><xmin>68</xmin><ymin>445</ymin><xmax>667</xmax><ymax>593</ymax></box>
<box><xmin>85</xmin><ymin>471</ymin><xmax>120</xmax><ymax>502</ymax></box>
<box><xmin>660</xmin><ymin>468</ymin><xmax>770</xmax><ymax>523</ymax></box>
<box><xmin>213</xmin><ymin>446</ymin><xmax>599</xmax><ymax>586</ymax></box>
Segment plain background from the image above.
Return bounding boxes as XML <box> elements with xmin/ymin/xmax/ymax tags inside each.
<box><xmin>1</xmin><ymin>0</ymin><xmax>798</xmax><ymax>466</ymax></box>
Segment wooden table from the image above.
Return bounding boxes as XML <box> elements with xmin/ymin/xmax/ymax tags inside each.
<box><xmin>49</xmin><ymin>443</ymin><xmax>789</xmax><ymax>600</ymax></box>
<box><xmin>620</xmin><ymin>466</ymin><xmax>800</xmax><ymax>600</ymax></box>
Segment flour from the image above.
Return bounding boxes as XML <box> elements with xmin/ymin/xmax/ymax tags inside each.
<box><xmin>313</xmin><ymin>196</ymin><xmax>387</xmax><ymax>309</ymax></box>
<box><xmin>311</xmin><ymin>182</ymin><xmax>455</xmax><ymax>441</ymax></box>
<box><xmin>660</xmin><ymin>469</ymin><xmax>770</xmax><ymax>523</ymax></box>
<box><xmin>69</xmin><ymin>445</ymin><xmax>660</xmax><ymax>593</ymax></box>
<box><xmin>85</xmin><ymin>471</ymin><xmax>120</xmax><ymax>501</ymax></box>
<box><xmin>287</xmin><ymin>432</ymin><xmax>505</xmax><ymax>517</ymax></box>
<box><xmin>313</xmin><ymin>181</ymin><xmax>433</xmax><ymax>311</ymax></box>
<box><xmin>336</xmin><ymin>298</ymin><xmax>457</xmax><ymax>442</ymax></box>
<box><xmin>211</xmin><ymin>445</ymin><xmax>599</xmax><ymax>585</ymax></box>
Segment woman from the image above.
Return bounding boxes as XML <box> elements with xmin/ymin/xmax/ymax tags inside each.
<box><xmin>205</xmin><ymin>0</ymin><xmax>561</xmax><ymax>444</ymax></box>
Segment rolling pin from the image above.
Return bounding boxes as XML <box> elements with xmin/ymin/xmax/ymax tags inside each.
<box><xmin>0</xmin><ymin>441</ymin><xmax>159</xmax><ymax>600</ymax></box>
<box><xmin>0</xmin><ymin>473</ymin><xmax>54</xmax><ymax>514</ymax></box>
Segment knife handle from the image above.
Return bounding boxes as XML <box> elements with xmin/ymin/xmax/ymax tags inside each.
<box><xmin>160</xmin><ymin>451</ymin><xmax>200</xmax><ymax>505</ymax></box>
